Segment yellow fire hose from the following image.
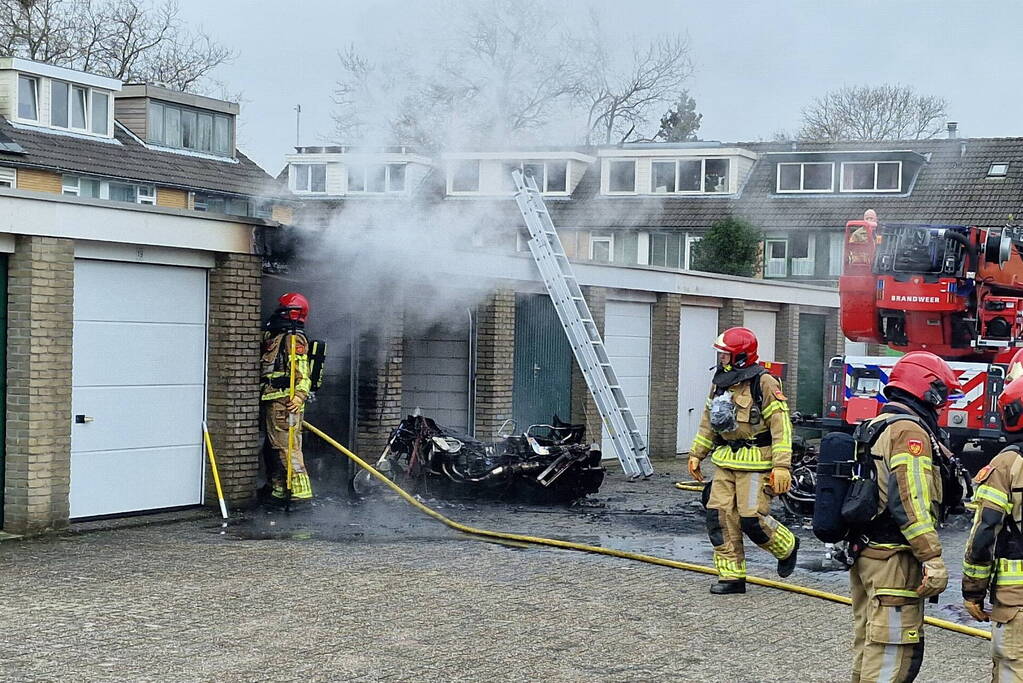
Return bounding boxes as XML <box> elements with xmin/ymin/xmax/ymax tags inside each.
<box><xmin>674</xmin><ymin>481</ymin><xmax>707</xmax><ymax>492</ymax></box>
<box><xmin>302</xmin><ymin>420</ymin><xmax>990</xmax><ymax>641</ymax></box>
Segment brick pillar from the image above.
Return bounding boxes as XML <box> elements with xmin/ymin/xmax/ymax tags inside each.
<box><xmin>718</xmin><ymin>298</ymin><xmax>745</xmax><ymax>332</ymax></box>
<box><xmin>4</xmin><ymin>236</ymin><xmax>74</xmax><ymax>534</ymax></box>
<box><xmin>206</xmin><ymin>253</ymin><xmax>262</xmax><ymax>507</ymax></box>
<box><xmin>475</xmin><ymin>289</ymin><xmax>515</xmax><ymax>439</ymax></box>
<box><xmin>572</xmin><ymin>286</ymin><xmax>606</xmax><ymax>444</ymax></box>
<box><xmin>356</xmin><ymin>313</ymin><xmax>404</xmax><ymax>457</ymax></box>
<box><xmin>823</xmin><ymin>307</ymin><xmax>845</xmax><ymax>362</ymax></box>
<box><xmin>775</xmin><ymin>304</ymin><xmax>800</xmax><ymax>394</ymax></box>
<box><xmin>649</xmin><ymin>293</ymin><xmax>681</xmax><ymax>458</ymax></box>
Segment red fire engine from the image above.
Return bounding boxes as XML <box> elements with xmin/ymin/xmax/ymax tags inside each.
<box><xmin>822</xmin><ymin>211</ymin><xmax>1023</xmax><ymax>451</ymax></box>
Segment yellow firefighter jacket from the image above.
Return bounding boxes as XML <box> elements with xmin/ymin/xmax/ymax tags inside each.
<box><xmin>261</xmin><ymin>330</ymin><xmax>311</xmax><ymax>402</ymax></box>
<box><xmin>860</xmin><ymin>410</ymin><xmax>943</xmax><ymax>563</ymax></box>
<box><xmin>690</xmin><ymin>371</ymin><xmax>792</xmax><ymax>472</ymax></box>
<box><xmin>963</xmin><ymin>446</ymin><xmax>1023</xmax><ymax>608</ymax></box>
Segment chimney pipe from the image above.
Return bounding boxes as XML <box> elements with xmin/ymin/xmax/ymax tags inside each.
<box><xmin>947</xmin><ymin>121</ymin><xmax>958</xmax><ymax>139</ymax></box>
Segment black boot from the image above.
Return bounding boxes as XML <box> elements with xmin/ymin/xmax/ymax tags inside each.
<box><xmin>778</xmin><ymin>537</ymin><xmax>800</xmax><ymax>578</ymax></box>
<box><xmin>710</xmin><ymin>579</ymin><xmax>746</xmax><ymax>595</ymax></box>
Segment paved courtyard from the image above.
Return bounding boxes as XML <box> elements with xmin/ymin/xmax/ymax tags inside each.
<box><xmin>0</xmin><ymin>459</ymin><xmax>993</xmax><ymax>682</ymax></box>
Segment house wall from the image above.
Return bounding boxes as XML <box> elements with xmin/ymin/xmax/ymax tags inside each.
<box><xmin>16</xmin><ymin>169</ymin><xmax>61</xmax><ymax>194</ymax></box>
<box><xmin>0</xmin><ymin>71</ymin><xmax>14</xmax><ymax>117</ymax></box>
<box><xmin>114</xmin><ymin>96</ymin><xmax>148</xmax><ymax>140</ymax></box>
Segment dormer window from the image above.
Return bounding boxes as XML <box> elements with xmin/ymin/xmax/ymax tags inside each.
<box><xmin>840</xmin><ymin>161</ymin><xmax>901</xmax><ymax>192</ymax></box>
<box><xmin>608</xmin><ymin>160</ymin><xmax>636</xmax><ymax>193</ymax></box>
<box><xmin>449</xmin><ymin>160</ymin><xmax>480</xmax><ymax>193</ymax></box>
<box><xmin>147</xmin><ymin>101</ymin><xmax>233</xmax><ymax>156</ymax></box>
<box><xmin>348</xmin><ymin>163</ymin><xmax>406</xmax><ymax>194</ymax></box>
<box><xmin>649</xmin><ymin>158</ymin><xmax>730</xmax><ymax>194</ymax></box>
<box><xmin>291</xmin><ymin>163</ymin><xmax>327</xmax><ymax>193</ymax></box>
<box><xmin>50</xmin><ymin>81</ymin><xmax>109</xmax><ymax>134</ymax></box>
<box><xmin>777</xmin><ymin>162</ymin><xmax>834</xmax><ymax>193</ymax></box>
<box><xmin>17</xmin><ymin>75</ymin><xmax>38</xmax><ymax>120</ymax></box>
<box><xmin>501</xmin><ymin>160</ymin><xmax>568</xmax><ymax>193</ymax></box>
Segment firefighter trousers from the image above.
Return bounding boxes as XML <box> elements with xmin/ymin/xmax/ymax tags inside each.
<box><xmin>992</xmin><ymin>606</ymin><xmax>1023</xmax><ymax>682</ymax></box>
<box><xmin>850</xmin><ymin>550</ymin><xmax>925</xmax><ymax>683</ymax></box>
<box><xmin>705</xmin><ymin>467</ymin><xmax>796</xmax><ymax>580</ymax></box>
<box><xmin>262</xmin><ymin>399</ymin><xmax>313</xmax><ymax>499</ymax></box>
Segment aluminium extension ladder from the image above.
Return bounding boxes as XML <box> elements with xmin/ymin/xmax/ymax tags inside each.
<box><xmin>511</xmin><ymin>169</ymin><xmax>653</xmax><ymax>478</ymax></box>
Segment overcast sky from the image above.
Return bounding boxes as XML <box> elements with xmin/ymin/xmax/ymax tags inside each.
<box><xmin>175</xmin><ymin>0</ymin><xmax>1019</xmax><ymax>173</ymax></box>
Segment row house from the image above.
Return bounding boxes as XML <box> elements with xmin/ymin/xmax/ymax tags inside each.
<box><xmin>0</xmin><ymin>57</ymin><xmax>281</xmax><ymax>535</ymax></box>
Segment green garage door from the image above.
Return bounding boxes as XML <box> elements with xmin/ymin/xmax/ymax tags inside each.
<box><xmin>797</xmin><ymin>313</ymin><xmax>826</xmax><ymax>415</ymax></box>
<box><xmin>512</xmin><ymin>293</ymin><xmax>572</xmax><ymax>433</ymax></box>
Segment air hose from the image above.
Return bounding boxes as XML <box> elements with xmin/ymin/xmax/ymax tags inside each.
<box><xmin>303</xmin><ymin>421</ymin><xmax>990</xmax><ymax>641</ymax></box>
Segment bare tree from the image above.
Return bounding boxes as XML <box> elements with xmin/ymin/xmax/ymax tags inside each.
<box><xmin>0</xmin><ymin>0</ymin><xmax>233</xmax><ymax>92</ymax></box>
<box><xmin>579</xmin><ymin>16</ymin><xmax>693</xmax><ymax>145</ymax></box>
<box><xmin>799</xmin><ymin>84</ymin><xmax>947</xmax><ymax>141</ymax></box>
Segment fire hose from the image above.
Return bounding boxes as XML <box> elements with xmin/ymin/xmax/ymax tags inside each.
<box><xmin>302</xmin><ymin>420</ymin><xmax>990</xmax><ymax>642</ymax></box>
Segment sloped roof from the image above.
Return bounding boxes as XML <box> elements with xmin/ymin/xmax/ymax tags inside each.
<box><xmin>0</xmin><ymin>117</ymin><xmax>276</xmax><ymax>197</ymax></box>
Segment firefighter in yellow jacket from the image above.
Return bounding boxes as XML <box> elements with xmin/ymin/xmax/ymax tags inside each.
<box><xmin>848</xmin><ymin>351</ymin><xmax>960</xmax><ymax>683</ymax></box>
<box><xmin>688</xmin><ymin>327</ymin><xmax>798</xmax><ymax>595</ymax></box>
<box><xmin>963</xmin><ymin>375</ymin><xmax>1023</xmax><ymax>682</ymax></box>
<box><xmin>261</xmin><ymin>292</ymin><xmax>313</xmax><ymax>500</ymax></box>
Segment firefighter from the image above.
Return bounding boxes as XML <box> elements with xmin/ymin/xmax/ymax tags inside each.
<box><xmin>261</xmin><ymin>292</ymin><xmax>313</xmax><ymax>500</ymax></box>
<box><xmin>848</xmin><ymin>351</ymin><xmax>960</xmax><ymax>683</ymax></box>
<box><xmin>963</xmin><ymin>375</ymin><xmax>1023</xmax><ymax>682</ymax></box>
<box><xmin>687</xmin><ymin>326</ymin><xmax>798</xmax><ymax>595</ymax></box>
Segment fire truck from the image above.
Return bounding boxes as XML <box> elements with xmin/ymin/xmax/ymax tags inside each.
<box><xmin>821</xmin><ymin>211</ymin><xmax>1023</xmax><ymax>452</ymax></box>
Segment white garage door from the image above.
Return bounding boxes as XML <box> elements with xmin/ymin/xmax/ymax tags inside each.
<box><xmin>70</xmin><ymin>260</ymin><xmax>208</xmax><ymax>518</ymax></box>
<box><xmin>602</xmin><ymin>301</ymin><xmax>651</xmax><ymax>458</ymax></box>
<box><xmin>677</xmin><ymin>306</ymin><xmax>719</xmax><ymax>453</ymax></box>
<box><xmin>402</xmin><ymin>319</ymin><xmax>471</xmax><ymax>433</ymax></box>
<box><xmin>744</xmin><ymin>310</ymin><xmax>777</xmax><ymax>362</ymax></box>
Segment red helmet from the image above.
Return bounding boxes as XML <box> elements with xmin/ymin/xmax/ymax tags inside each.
<box><xmin>1007</xmin><ymin>348</ymin><xmax>1023</xmax><ymax>383</ymax></box>
<box><xmin>882</xmin><ymin>351</ymin><xmax>962</xmax><ymax>408</ymax></box>
<box><xmin>999</xmin><ymin>377</ymin><xmax>1023</xmax><ymax>433</ymax></box>
<box><xmin>714</xmin><ymin>327</ymin><xmax>758</xmax><ymax>368</ymax></box>
<box><xmin>277</xmin><ymin>292</ymin><xmax>309</xmax><ymax>323</ymax></box>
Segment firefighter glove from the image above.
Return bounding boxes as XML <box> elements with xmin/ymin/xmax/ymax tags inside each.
<box><xmin>770</xmin><ymin>467</ymin><xmax>792</xmax><ymax>495</ymax></box>
<box><xmin>916</xmin><ymin>557</ymin><xmax>949</xmax><ymax>598</ymax></box>
<box><xmin>286</xmin><ymin>395</ymin><xmax>306</xmax><ymax>413</ymax></box>
<box><xmin>964</xmin><ymin>598</ymin><xmax>990</xmax><ymax>622</ymax></box>
<box><xmin>688</xmin><ymin>456</ymin><xmax>704</xmax><ymax>482</ymax></box>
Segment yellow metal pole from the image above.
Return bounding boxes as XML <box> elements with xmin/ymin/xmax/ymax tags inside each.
<box><xmin>202</xmin><ymin>421</ymin><xmax>229</xmax><ymax>519</ymax></box>
<box><xmin>286</xmin><ymin>332</ymin><xmax>297</xmax><ymax>497</ymax></box>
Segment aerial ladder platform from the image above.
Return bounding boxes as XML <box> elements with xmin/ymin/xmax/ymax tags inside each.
<box><xmin>512</xmin><ymin>169</ymin><xmax>653</xmax><ymax>478</ymax></box>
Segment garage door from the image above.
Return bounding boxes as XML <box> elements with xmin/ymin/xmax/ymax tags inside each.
<box><xmin>677</xmin><ymin>305</ymin><xmax>719</xmax><ymax>453</ymax></box>
<box><xmin>70</xmin><ymin>260</ymin><xmax>207</xmax><ymax>518</ymax></box>
<box><xmin>602</xmin><ymin>301</ymin><xmax>651</xmax><ymax>457</ymax></box>
<box><xmin>402</xmin><ymin>316</ymin><xmax>471</xmax><ymax>434</ymax></box>
<box><xmin>744</xmin><ymin>310</ymin><xmax>777</xmax><ymax>362</ymax></box>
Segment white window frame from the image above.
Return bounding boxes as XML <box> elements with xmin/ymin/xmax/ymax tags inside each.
<box><xmin>503</xmin><ymin>160</ymin><xmax>570</xmax><ymax>195</ymax></box>
<box><xmin>606</xmin><ymin>160</ymin><xmax>637</xmax><ymax>194</ymax></box>
<box><xmin>776</xmin><ymin>162</ymin><xmax>835</xmax><ymax>193</ymax></box>
<box><xmin>447</xmin><ymin>160</ymin><xmax>481</xmax><ymax>194</ymax></box>
<box><xmin>0</xmin><ymin>167</ymin><xmax>15</xmax><ymax>188</ymax></box>
<box><xmin>61</xmin><ymin>175</ymin><xmax>156</xmax><ymax>205</ymax></box>
<box><xmin>839</xmin><ymin>161</ymin><xmax>902</xmax><ymax>193</ymax></box>
<box><xmin>789</xmin><ymin>233</ymin><xmax>816</xmax><ymax>277</ymax></box>
<box><xmin>50</xmin><ymin>80</ymin><xmax>91</xmax><ymax>133</ymax></box>
<box><xmin>136</xmin><ymin>184</ymin><xmax>156</xmax><ymax>205</ymax></box>
<box><xmin>147</xmin><ymin>100</ymin><xmax>233</xmax><ymax>156</ymax></box>
<box><xmin>590</xmin><ymin>232</ymin><xmax>614</xmax><ymax>262</ymax></box>
<box><xmin>764</xmin><ymin>239</ymin><xmax>788</xmax><ymax>278</ymax></box>
<box><xmin>684</xmin><ymin>235</ymin><xmax>702</xmax><ymax>269</ymax></box>
<box><xmin>291</xmin><ymin>163</ymin><xmax>327</xmax><ymax>194</ymax></box>
<box><xmin>17</xmin><ymin>74</ymin><xmax>39</xmax><ymax>122</ymax></box>
<box><xmin>828</xmin><ymin>232</ymin><xmax>845</xmax><ymax>277</ymax></box>
<box><xmin>347</xmin><ymin>163</ymin><xmax>407</xmax><ymax>195</ymax></box>
<box><xmin>989</xmin><ymin>163</ymin><xmax>1010</xmax><ymax>178</ymax></box>
<box><xmin>648</xmin><ymin>158</ymin><xmax>732</xmax><ymax>195</ymax></box>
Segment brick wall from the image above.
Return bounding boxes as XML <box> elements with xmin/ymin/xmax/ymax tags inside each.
<box><xmin>775</xmin><ymin>304</ymin><xmax>800</xmax><ymax>393</ymax></box>
<box><xmin>16</xmin><ymin>169</ymin><xmax>61</xmax><ymax>194</ymax></box>
<box><xmin>356</xmin><ymin>314</ymin><xmax>404</xmax><ymax>457</ymax></box>
<box><xmin>156</xmin><ymin>187</ymin><xmax>188</xmax><ymax>209</ymax></box>
<box><xmin>205</xmin><ymin>253</ymin><xmax>262</xmax><ymax>506</ymax></box>
<box><xmin>474</xmin><ymin>289</ymin><xmax>515</xmax><ymax>439</ymax></box>
<box><xmin>4</xmin><ymin>236</ymin><xmax>74</xmax><ymax>534</ymax></box>
<box><xmin>571</xmin><ymin>286</ymin><xmax>606</xmax><ymax>445</ymax></box>
<box><xmin>718</xmin><ymin>298</ymin><xmax>745</xmax><ymax>332</ymax></box>
<box><xmin>648</xmin><ymin>293</ymin><xmax>681</xmax><ymax>459</ymax></box>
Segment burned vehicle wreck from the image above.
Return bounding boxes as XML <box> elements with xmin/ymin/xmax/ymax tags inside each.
<box><xmin>355</xmin><ymin>414</ymin><xmax>606</xmax><ymax>503</ymax></box>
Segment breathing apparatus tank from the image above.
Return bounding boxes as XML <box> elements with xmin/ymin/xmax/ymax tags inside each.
<box><xmin>812</xmin><ymin>431</ymin><xmax>857</xmax><ymax>543</ymax></box>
